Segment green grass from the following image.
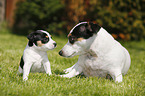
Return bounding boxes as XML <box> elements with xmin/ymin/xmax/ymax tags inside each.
<box><xmin>0</xmin><ymin>29</ymin><xmax>145</xmax><ymax>96</ymax></box>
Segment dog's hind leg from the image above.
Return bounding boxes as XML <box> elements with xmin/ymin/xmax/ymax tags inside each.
<box><xmin>110</xmin><ymin>69</ymin><xmax>123</xmax><ymax>83</ymax></box>
<box><xmin>17</xmin><ymin>66</ymin><xmax>23</xmax><ymax>75</ymax></box>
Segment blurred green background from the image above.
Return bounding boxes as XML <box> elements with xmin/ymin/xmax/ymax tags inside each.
<box><xmin>0</xmin><ymin>0</ymin><xmax>145</xmax><ymax>40</ymax></box>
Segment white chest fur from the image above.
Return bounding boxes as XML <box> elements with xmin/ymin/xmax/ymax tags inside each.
<box><xmin>23</xmin><ymin>46</ymin><xmax>47</xmax><ymax>73</ymax></box>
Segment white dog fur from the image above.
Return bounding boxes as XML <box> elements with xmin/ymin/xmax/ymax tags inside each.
<box><xmin>59</xmin><ymin>22</ymin><xmax>131</xmax><ymax>83</ymax></box>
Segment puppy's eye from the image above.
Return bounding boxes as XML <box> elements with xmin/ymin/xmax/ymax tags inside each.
<box><xmin>69</xmin><ymin>36</ymin><xmax>76</xmax><ymax>44</ymax></box>
<box><xmin>41</xmin><ymin>37</ymin><xmax>49</xmax><ymax>44</ymax></box>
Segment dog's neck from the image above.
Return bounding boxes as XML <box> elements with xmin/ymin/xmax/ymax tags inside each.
<box><xmin>88</xmin><ymin>28</ymin><xmax>116</xmax><ymax>57</ymax></box>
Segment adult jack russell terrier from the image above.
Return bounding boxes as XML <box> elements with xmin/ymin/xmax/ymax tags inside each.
<box><xmin>59</xmin><ymin>22</ymin><xmax>131</xmax><ymax>83</ymax></box>
<box><xmin>18</xmin><ymin>30</ymin><xmax>57</xmax><ymax>81</ymax></box>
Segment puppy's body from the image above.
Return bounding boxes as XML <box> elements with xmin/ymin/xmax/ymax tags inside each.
<box><xmin>19</xmin><ymin>45</ymin><xmax>50</xmax><ymax>73</ymax></box>
<box><xmin>18</xmin><ymin>30</ymin><xmax>56</xmax><ymax>81</ymax></box>
<box><xmin>59</xmin><ymin>22</ymin><xmax>131</xmax><ymax>83</ymax></box>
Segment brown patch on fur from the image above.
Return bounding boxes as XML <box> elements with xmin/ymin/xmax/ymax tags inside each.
<box><xmin>87</xmin><ymin>49</ymin><xmax>98</xmax><ymax>59</ymax></box>
<box><xmin>37</xmin><ymin>41</ymin><xmax>44</xmax><ymax>46</ymax></box>
<box><xmin>77</xmin><ymin>38</ymin><xmax>84</xmax><ymax>41</ymax></box>
<box><xmin>87</xmin><ymin>22</ymin><xmax>92</xmax><ymax>31</ymax></box>
<box><xmin>90</xmin><ymin>50</ymin><xmax>98</xmax><ymax>58</ymax></box>
<box><xmin>46</xmin><ymin>36</ymin><xmax>49</xmax><ymax>38</ymax></box>
<box><xmin>67</xmin><ymin>33</ymin><xmax>72</xmax><ymax>37</ymax></box>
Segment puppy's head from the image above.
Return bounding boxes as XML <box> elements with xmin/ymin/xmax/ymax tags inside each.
<box><xmin>59</xmin><ymin>22</ymin><xmax>101</xmax><ymax>57</ymax></box>
<box><xmin>27</xmin><ymin>30</ymin><xmax>56</xmax><ymax>51</ymax></box>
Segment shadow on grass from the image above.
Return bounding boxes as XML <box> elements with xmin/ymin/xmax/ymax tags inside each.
<box><xmin>54</xmin><ymin>69</ymin><xmax>86</xmax><ymax>78</ymax></box>
<box><xmin>54</xmin><ymin>70</ymin><xmax>114</xmax><ymax>80</ymax></box>
<box><xmin>54</xmin><ymin>70</ymin><xmax>65</xmax><ymax>75</ymax></box>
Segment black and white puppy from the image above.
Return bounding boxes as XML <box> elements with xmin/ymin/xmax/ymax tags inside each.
<box><xmin>59</xmin><ymin>22</ymin><xmax>131</xmax><ymax>83</ymax></box>
<box><xmin>18</xmin><ymin>30</ymin><xmax>57</xmax><ymax>81</ymax></box>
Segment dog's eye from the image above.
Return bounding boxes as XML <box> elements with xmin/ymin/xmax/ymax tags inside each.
<box><xmin>69</xmin><ymin>36</ymin><xmax>75</xmax><ymax>44</ymax></box>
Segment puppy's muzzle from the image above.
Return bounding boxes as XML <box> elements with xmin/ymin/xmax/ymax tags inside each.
<box><xmin>53</xmin><ymin>43</ymin><xmax>57</xmax><ymax>47</ymax></box>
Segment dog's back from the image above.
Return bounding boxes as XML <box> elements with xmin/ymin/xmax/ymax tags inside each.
<box><xmin>122</xmin><ymin>47</ymin><xmax>131</xmax><ymax>75</ymax></box>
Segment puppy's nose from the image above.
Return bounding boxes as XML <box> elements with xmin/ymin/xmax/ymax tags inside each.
<box><xmin>53</xmin><ymin>43</ymin><xmax>57</xmax><ymax>47</ymax></box>
<box><xmin>59</xmin><ymin>50</ymin><xmax>63</xmax><ymax>56</ymax></box>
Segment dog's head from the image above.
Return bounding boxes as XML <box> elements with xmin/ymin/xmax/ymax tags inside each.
<box><xmin>27</xmin><ymin>30</ymin><xmax>57</xmax><ymax>51</ymax></box>
<box><xmin>59</xmin><ymin>22</ymin><xmax>101</xmax><ymax>57</ymax></box>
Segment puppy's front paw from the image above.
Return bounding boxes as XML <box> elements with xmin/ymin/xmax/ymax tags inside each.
<box><xmin>46</xmin><ymin>71</ymin><xmax>52</xmax><ymax>76</ymax></box>
<box><xmin>23</xmin><ymin>77</ymin><xmax>28</xmax><ymax>81</ymax></box>
<box><xmin>48</xmin><ymin>73</ymin><xmax>52</xmax><ymax>76</ymax></box>
<box><xmin>59</xmin><ymin>75</ymin><xmax>63</xmax><ymax>77</ymax></box>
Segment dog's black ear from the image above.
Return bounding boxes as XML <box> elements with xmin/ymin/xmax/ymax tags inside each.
<box><xmin>86</xmin><ymin>22</ymin><xmax>101</xmax><ymax>33</ymax></box>
<box><xmin>27</xmin><ymin>32</ymin><xmax>35</xmax><ymax>47</ymax></box>
<box><xmin>27</xmin><ymin>32</ymin><xmax>34</xmax><ymax>41</ymax></box>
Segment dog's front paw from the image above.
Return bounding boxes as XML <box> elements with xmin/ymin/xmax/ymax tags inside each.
<box><xmin>63</xmin><ymin>68</ymin><xmax>72</xmax><ymax>73</ymax></box>
<box><xmin>59</xmin><ymin>74</ymin><xmax>71</xmax><ymax>78</ymax></box>
<box><xmin>57</xmin><ymin>75</ymin><xmax>64</xmax><ymax>77</ymax></box>
<box><xmin>59</xmin><ymin>75</ymin><xmax>63</xmax><ymax>77</ymax></box>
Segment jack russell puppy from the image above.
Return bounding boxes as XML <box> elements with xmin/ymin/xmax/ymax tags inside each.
<box><xmin>18</xmin><ymin>30</ymin><xmax>56</xmax><ymax>81</ymax></box>
<box><xmin>59</xmin><ymin>22</ymin><xmax>131</xmax><ymax>83</ymax></box>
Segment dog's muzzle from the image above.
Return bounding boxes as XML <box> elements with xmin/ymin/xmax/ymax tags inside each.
<box><xmin>59</xmin><ymin>50</ymin><xmax>76</xmax><ymax>57</ymax></box>
<box><xmin>59</xmin><ymin>50</ymin><xmax>63</xmax><ymax>56</ymax></box>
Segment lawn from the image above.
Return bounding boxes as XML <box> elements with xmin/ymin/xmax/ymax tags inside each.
<box><xmin>0</xmin><ymin>29</ymin><xmax>145</xmax><ymax>96</ymax></box>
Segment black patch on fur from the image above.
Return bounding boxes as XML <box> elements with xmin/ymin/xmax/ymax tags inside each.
<box><xmin>69</xmin><ymin>22</ymin><xmax>101</xmax><ymax>44</ymax></box>
<box><xmin>27</xmin><ymin>30</ymin><xmax>49</xmax><ymax>47</ymax></box>
<box><xmin>20</xmin><ymin>56</ymin><xmax>24</xmax><ymax>69</ymax></box>
<box><xmin>68</xmin><ymin>35</ymin><xmax>77</xmax><ymax>44</ymax></box>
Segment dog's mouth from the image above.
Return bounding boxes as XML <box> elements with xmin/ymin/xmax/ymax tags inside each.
<box><xmin>66</xmin><ymin>52</ymin><xmax>76</xmax><ymax>58</ymax></box>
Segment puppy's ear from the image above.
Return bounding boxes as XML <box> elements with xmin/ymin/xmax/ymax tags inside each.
<box><xmin>27</xmin><ymin>32</ymin><xmax>35</xmax><ymax>47</ymax></box>
<box><xmin>86</xmin><ymin>22</ymin><xmax>101</xmax><ymax>33</ymax></box>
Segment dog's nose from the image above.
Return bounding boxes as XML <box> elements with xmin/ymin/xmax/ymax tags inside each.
<box><xmin>53</xmin><ymin>43</ymin><xmax>57</xmax><ymax>47</ymax></box>
<box><xmin>59</xmin><ymin>50</ymin><xmax>63</xmax><ymax>56</ymax></box>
